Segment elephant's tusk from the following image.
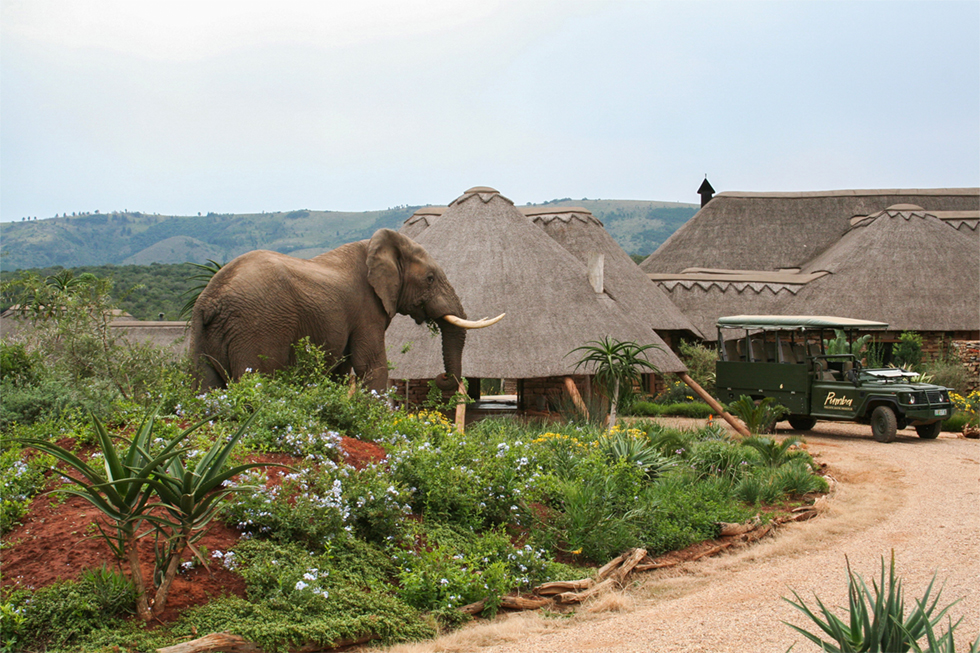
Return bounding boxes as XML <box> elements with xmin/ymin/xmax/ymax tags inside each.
<box><xmin>442</xmin><ymin>313</ymin><xmax>505</xmax><ymax>329</ymax></box>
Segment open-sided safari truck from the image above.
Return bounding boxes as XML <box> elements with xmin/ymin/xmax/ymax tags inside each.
<box><xmin>715</xmin><ymin>315</ymin><xmax>953</xmax><ymax>442</ymax></box>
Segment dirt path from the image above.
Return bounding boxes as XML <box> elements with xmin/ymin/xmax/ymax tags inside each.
<box><xmin>383</xmin><ymin>423</ymin><xmax>980</xmax><ymax>653</ymax></box>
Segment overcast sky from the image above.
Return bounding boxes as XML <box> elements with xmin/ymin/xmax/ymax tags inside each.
<box><xmin>2</xmin><ymin>0</ymin><xmax>977</xmax><ymax>222</ymax></box>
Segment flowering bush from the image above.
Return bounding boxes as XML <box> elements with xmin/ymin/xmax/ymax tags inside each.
<box><xmin>950</xmin><ymin>390</ymin><xmax>980</xmax><ymax>428</ymax></box>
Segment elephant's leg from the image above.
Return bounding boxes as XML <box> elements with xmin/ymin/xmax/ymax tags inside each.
<box><xmin>349</xmin><ymin>329</ymin><xmax>389</xmax><ymax>394</ymax></box>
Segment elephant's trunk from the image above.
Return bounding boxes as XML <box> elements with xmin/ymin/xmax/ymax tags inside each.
<box><xmin>433</xmin><ymin>319</ymin><xmax>466</xmax><ymax>392</ymax></box>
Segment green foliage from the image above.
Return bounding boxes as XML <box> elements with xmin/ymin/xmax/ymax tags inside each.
<box><xmin>922</xmin><ymin>359</ymin><xmax>971</xmax><ymax>395</ymax></box>
<box><xmin>0</xmin><ymin>445</ymin><xmax>53</xmax><ymax>533</ymax></box>
<box><xmin>0</xmin><ymin>271</ymin><xmax>188</xmax><ymax>425</ymax></box>
<box><xmin>741</xmin><ymin>435</ymin><xmax>808</xmax><ymax>468</ymax></box>
<box><xmin>6</xmin><ymin>566</ymin><xmax>136</xmax><ymax>651</ymax></box>
<box><xmin>676</xmin><ymin>339</ymin><xmax>718</xmax><ymax>395</ymax></box>
<box><xmin>630</xmin><ymin>400</ymin><xmax>715</xmax><ymax>418</ymax></box>
<box><xmin>824</xmin><ymin>329</ymin><xmax>873</xmax><ymax>357</ymax></box>
<box><xmin>598</xmin><ymin>430</ymin><xmax>675</xmax><ymax>478</ymax></box>
<box><xmin>727</xmin><ymin>395</ymin><xmax>790</xmax><ymax>434</ymax></box>
<box><xmin>688</xmin><ymin>439</ymin><xmax>759</xmax><ymax>482</ymax></box>
<box><xmin>784</xmin><ymin>553</ymin><xmax>972</xmax><ymax>653</ymax></box>
<box><xmin>894</xmin><ymin>331</ymin><xmax>924</xmax><ymax>370</ymax></box>
<box><xmin>393</xmin><ymin>524</ymin><xmax>569</xmax><ymax>616</ymax></box>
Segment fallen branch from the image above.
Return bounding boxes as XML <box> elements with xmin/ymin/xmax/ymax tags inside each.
<box><xmin>535</xmin><ymin>578</ymin><xmax>594</xmax><ymax>596</ymax></box>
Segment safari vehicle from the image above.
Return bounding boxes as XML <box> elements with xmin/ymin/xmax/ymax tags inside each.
<box><xmin>715</xmin><ymin>315</ymin><xmax>952</xmax><ymax>442</ymax></box>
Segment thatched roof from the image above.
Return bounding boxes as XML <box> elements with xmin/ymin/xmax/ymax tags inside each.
<box><xmin>525</xmin><ymin>206</ymin><xmax>703</xmax><ymax>338</ymax></box>
<box><xmin>650</xmin><ymin>204</ymin><xmax>980</xmax><ymax>336</ymax></box>
<box><xmin>783</xmin><ymin>207</ymin><xmax>979</xmax><ymax>332</ymax></box>
<box><xmin>641</xmin><ymin>188</ymin><xmax>979</xmax><ymax>274</ymax></box>
<box><xmin>386</xmin><ymin>188</ymin><xmax>687</xmax><ymax>380</ymax></box>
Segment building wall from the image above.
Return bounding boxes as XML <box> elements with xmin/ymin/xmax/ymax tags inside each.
<box><xmin>951</xmin><ymin>340</ymin><xmax>980</xmax><ymax>393</ymax></box>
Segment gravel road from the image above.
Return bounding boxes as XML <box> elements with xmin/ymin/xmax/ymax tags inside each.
<box><xmin>383</xmin><ymin>422</ymin><xmax>980</xmax><ymax>653</ymax></box>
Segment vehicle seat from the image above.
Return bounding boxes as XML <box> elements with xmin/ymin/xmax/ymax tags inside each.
<box><xmin>817</xmin><ymin>359</ymin><xmax>839</xmax><ymax>381</ymax></box>
<box><xmin>750</xmin><ymin>340</ymin><xmax>765</xmax><ymax>363</ymax></box>
<box><xmin>778</xmin><ymin>341</ymin><xmax>796</xmax><ymax>364</ymax></box>
<box><xmin>765</xmin><ymin>342</ymin><xmax>777</xmax><ymax>363</ymax></box>
<box><xmin>725</xmin><ymin>340</ymin><xmax>741</xmax><ymax>362</ymax></box>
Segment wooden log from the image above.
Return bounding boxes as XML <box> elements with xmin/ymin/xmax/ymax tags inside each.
<box><xmin>594</xmin><ymin>552</ymin><xmax>626</xmax><ymax>583</ymax></box>
<box><xmin>555</xmin><ymin>577</ymin><xmax>617</xmax><ymax>604</ymax></box>
<box><xmin>563</xmin><ymin>376</ymin><xmax>590</xmax><ymax>420</ymax></box>
<box><xmin>459</xmin><ymin>594</ymin><xmax>552</xmax><ymax>615</ymax></box>
<box><xmin>156</xmin><ymin>631</ymin><xmax>373</xmax><ymax>653</ymax></box>
<box><xmin>534</xmin><ymin>578</ymin><xmax>594</xmax><ymax>596</ymax></box>
<box><xmin>501</xmin><ymin>595</ymin><xmax>551</xmax><ymax>610</ymax></box>
<box><xmin>678</xmin><ymin>372</ymin><xmax>751</xmax><ymax>438</ymax></box>
<box><xmin>612</xmin><ymin>548</ymin><xmax>648</xmax><ymax>584</ymax></box>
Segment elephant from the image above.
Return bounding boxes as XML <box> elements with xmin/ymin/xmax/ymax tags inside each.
<box><xmin>189</xmin><ymin>228</ymin><xmax>503</xmax><ymax>392</ymax></box>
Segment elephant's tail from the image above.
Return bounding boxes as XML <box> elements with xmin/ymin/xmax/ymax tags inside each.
<box><xmin>189</xmin><ymin>305</ymin><xmax>228</xmax><ymax>390</ymax></box>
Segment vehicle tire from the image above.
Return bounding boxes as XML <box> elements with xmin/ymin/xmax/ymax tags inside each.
<box><xmin>871</xmin><ymin>406</ymin><xmax>898</xmax><ymax>443</ymax></box>
<box><xmin>915</xmin><ymin>421</ymin><xmax>942</xmax><ymax>439</ymax></box>
<box><xmin>788</xmin><ymin>415</ymin><xmax>817</xmax><ymax>431</ymax></box>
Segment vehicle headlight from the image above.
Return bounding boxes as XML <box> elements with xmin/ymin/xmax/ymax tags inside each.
<box><xmin>905</xmin><ymin>393</ymin><xmax>915</xmax><ymax>405</ymax></box>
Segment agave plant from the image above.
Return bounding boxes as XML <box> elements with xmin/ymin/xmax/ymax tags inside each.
<box><xmin>784</xmin><ymin>552</ymin><xmax>970</xmax><ymax>653</ymax></box>
<box><xmin>598</xmin><ymin>431</ymin><xmax>675</xmax><ymax>478</ymax></box>
<box><xmin>15</xmin><ymin>409</ymin><xmax>191</xmax><ymax>621</ymax></box>
<box><xmin>741</xmin><ymin>435</ymin><xmax>806</xmax><ymax>468</ymax></box>
<box><xmin>146</xmin><ymin>412</ymin><xmax>287</xmax><ymax>616</ymax></box>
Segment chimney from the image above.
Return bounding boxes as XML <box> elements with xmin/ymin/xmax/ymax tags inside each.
<box><xmin>587</xmin><ymin>252</ymin><xmax>604</xmax><ymax>293</ymax></box>
<box><xmin>698</xmin><ymin>176</ymin><xmax>715</xmax><ymax>208</ymax></box>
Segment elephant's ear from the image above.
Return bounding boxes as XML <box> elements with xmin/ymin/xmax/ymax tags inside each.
<box><xmin>366</xmin><ymin>228</ymin><xmax>404</xmax><ymax>318</ymax></box>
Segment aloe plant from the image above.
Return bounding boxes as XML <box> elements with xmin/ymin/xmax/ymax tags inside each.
<box><xmin>784</xmin><ymin>552</ymin><xmax>968</xmax><ymax>653</ymax></box>
<box><xmin>727</xmin><ymin>395</ymin><xmax>789</xmax><ymax>435</ymax></box>
<box><xmin>147</xmin><ymin>412</ymin><xmax>286</xmax><ymax>616</ymax></box>
<box><xmin>177</xmin><ymin>259</ymin><xmax>223</xmax><ymax>319</ymax></box>
<box><xmin>569</xmin><ymin>338</ymin><xmax>662</xmax><ymax>432</ymax></box>
<box><xmin>15</xmin><ymin>409</ymin><xmax>191</xmax><ymax>621</ymax></box>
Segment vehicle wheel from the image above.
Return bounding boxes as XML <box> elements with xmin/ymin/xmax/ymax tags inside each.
<box><xmin>871</xmin><ymin>406</ymin><xmax>898</xmax><ymax>443</ymax></box>
<box><xmin>788</xmin><ymin>415</ymin><xmax>817</xmax><ymax>431</ymax></box>
<box><xmin>915</xmin><ymin>421</ymin><xmax>942</xmax><ymax>439</ymax></box>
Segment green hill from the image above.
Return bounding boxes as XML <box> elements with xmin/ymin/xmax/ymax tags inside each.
<box><xmin>0</xmin><ymin>200</ymin><xmax>697</xmax><ymax>272</ymax></box>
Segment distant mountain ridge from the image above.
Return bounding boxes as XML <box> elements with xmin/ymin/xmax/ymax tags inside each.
<box><xmin>0</xmin><ymin>200</ymin><xmax>697</xmax><ymax>271</ymax></box>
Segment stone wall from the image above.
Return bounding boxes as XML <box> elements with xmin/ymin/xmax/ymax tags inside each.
<box><xmin>951</xmin><ymin>340</ymin><xmax>980</xmax><ymax>392</ymax></box>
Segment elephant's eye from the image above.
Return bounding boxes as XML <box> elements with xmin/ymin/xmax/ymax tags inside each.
<box><xmin>427</xmin><ymin>274</ymin><xmax>435</xmax><ymax>285</ymax></box>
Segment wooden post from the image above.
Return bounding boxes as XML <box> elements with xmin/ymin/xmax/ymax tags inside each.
<box><xmin>678</xmin><ymin>372</ymin><xmax>750</xmax><ymax>438</ymax></box>
<box><xmin>455</xmin><ymin>379</ymin><xmax>467</xmax><ymax>433</ymax></box>
<box><xmin>563</xmin><ymin>376</ymin><xmax>590</xmax><ymax>420</ymax></box>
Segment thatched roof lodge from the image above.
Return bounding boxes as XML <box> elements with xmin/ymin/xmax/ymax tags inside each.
<box><xmin>642</xmin><ymin>184</ymin><xmax>979</xmax><ymax>368</ymax></box>
<box><xmin>385</xmin><ymin>187</ymin><xmax>691</xmax><ymax>412</ymax></box>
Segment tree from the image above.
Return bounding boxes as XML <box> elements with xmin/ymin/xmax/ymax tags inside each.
<box><xmin>569</xmin><ymin>337</ymin><xmax>662</xmax><ymax>432</ymax></box>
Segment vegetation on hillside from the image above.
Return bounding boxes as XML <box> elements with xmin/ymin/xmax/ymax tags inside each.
<box><xmin>0</xmin><ymin>199</ymin><xmax>696</xmax><ymax>272</ymax></box>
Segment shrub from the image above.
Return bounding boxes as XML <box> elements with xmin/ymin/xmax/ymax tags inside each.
<box><xmin>677</xmin><ymin>339</ymin><xmax>718</xmax><ymax>395</ymax></box>
<box><xmin>776</xmin><ymin>461</ymin><xmax>829</xmax><ymax>497</ymax></box>
<box><xmin>923</xmin><ymin>358</ymin><xmax>971</xmax><ymax>395</ymax></box>
<box><xmin>894</xmin><ymin>331</ymin><xmax>924</xmax><ymax>370</ymax></box>
<box><xmin>727</xmin><ymin>396</ymin><xmax>789</xmax><ymax>434</ymax></box>
<box><xmin>0</xmin><ymin>445</ymin><xmax>54</xmax><ymax>533</ymax></box>
<box><xmin>688</xmin><ymin>440</ymin><xmax>758</xmax><ymax>482</ymax></box>
<box><xmin>11</xmin><ymin>566</ymin><xmax>136</xmax><ymax>650</ymax></box>
<box><xmin>630</xmin><ymin>401</ymin><xmax>714</xmax><ymax>418</ymax></box>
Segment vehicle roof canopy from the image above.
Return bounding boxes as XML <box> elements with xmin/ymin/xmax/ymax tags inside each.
<box><xmin>716</xmin><ymin>315</ymin><xmax>890</xmax><ymax>330</ymax></box>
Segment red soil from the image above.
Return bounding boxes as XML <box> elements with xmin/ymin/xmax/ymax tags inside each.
<box><xmin>0</xmin><ymin>436</ymin><xmax>387</xmax><ymax>624</ymax></box>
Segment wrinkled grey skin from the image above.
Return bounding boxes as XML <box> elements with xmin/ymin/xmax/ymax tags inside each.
<box><xmin>190</xmin><ymin>228</ymin><xmax>467</xmax><ymax>392</ymax></box>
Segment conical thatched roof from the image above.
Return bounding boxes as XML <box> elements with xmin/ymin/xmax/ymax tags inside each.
<box><xmin>648</xmin><ymin>204</ymin><xmax>980</xmax><ymax>337</ymax></box>
<box><xmin>386</xmin><ymin>187</ymin><xmax>687</xmax><ymax>379</ymax></box>
<box><xmin>641</xmin><ymin>188</ymin><xmax>979</xmax><ymax>274</ymax></box>
<box><xmin>525</xmin><ymin>206</ymin><xmax>703</xmax><ymax>338</ymax></box>
<box><xmin>783</xmin><ymin>206</ymin><xmax>980</xmax><ymax>331</ymax></box>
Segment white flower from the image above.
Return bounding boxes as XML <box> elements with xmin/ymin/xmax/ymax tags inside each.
<box><xmin>295</xmin><ymin>580</ymin><xmax>308</xmax><ymax>591</ymax></box>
